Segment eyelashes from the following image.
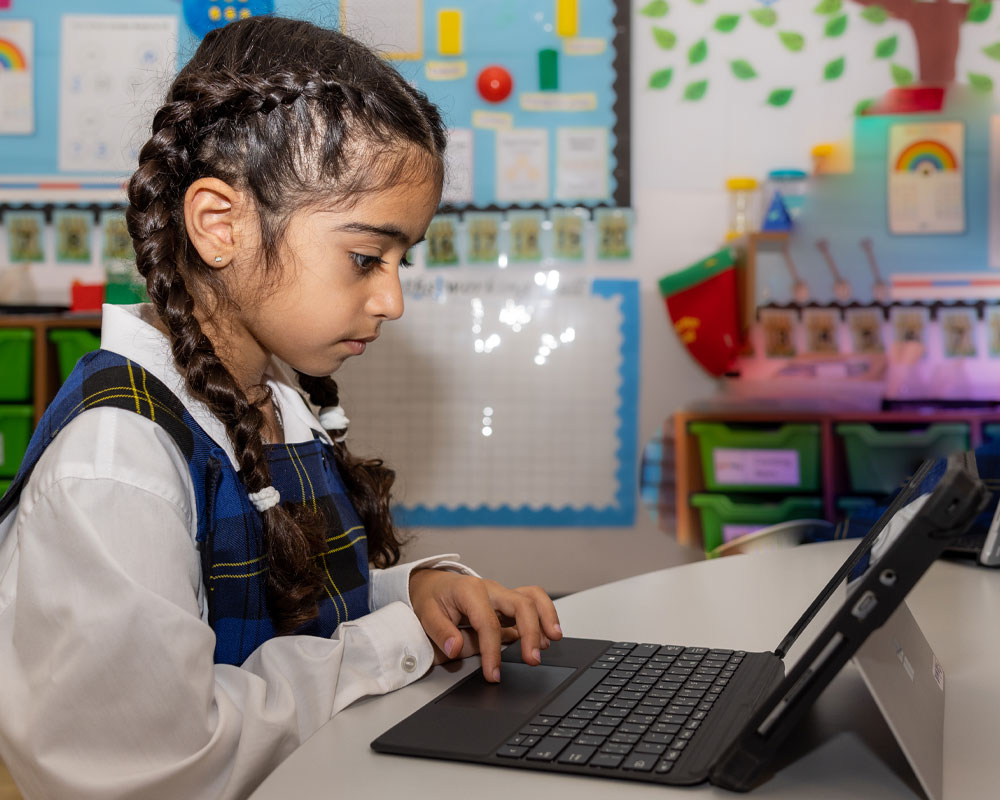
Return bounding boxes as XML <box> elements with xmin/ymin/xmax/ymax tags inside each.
<box><xmin>349</xmin><ymin>252</ymin><xmax>413</xmax><ymax>273</ymax></box>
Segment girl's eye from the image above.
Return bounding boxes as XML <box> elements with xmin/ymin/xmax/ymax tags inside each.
<box><xmin>400</xmin><ymin>253</ymin><xmax>413</xmax><ymax>269</ymax></box>
<box><xmin>350</xmin><ymin>252</ymin><xmax>385</xmax><ymax>273</ymax></box>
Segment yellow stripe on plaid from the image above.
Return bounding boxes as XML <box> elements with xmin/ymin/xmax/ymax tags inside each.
<box><xmin>287</xmin><ymin>443</ymin><xmax>318</xmax><ymax>513</ymax></box>
<box><xmin>285</xmin><ymin>442</ymin><xmax>308</xmax><ymax>508</ymax></box>
<box><xmin>211</xmin><ymin>567</ymin><xmax>268</xmax><ymax>580</ymax></box>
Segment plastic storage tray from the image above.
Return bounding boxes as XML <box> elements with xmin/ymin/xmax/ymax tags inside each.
<box><xmin>49</xmin><ymin>328</ymin><xmax>101</xmax><ymax>385</ymax></box>
<box><xmin>0</xmin><ymin>328</ymin><xmax>34</xmax><ymax>402</ymax></box>
<box><xmin>689</xmin><ymin>493</ymin><xmax>824</xmax><ymax>554</ymax></box>
<box><xmin>0</xmin><ymin>405</ymin><xmax>33</xmax><ymax>478</ymax></box>
<box><xmin>688</xmin><ymin>422</ymin><xmax>820</xmax><ymax>492</ymax></box>
<box><xmin>836</xmin><ymin>422</ymin><xmax>970</xmax><ymax>494</ymax></box>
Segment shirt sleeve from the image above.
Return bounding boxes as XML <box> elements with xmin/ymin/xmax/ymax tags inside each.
<box><xmin>369</xmin><ymin>555</ymin><xmax>481</xmax><ymax>612</ymax></box>
<box><xmin>0</xmin><ymin>409</ymin><xmax>434</xmax><ymax>800</ymax></box>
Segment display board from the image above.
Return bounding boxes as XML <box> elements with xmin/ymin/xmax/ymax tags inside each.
<box><xmin>338</xmin><ymin>278</ymin><xmax>639</xmax><ymax>526</ymax></box>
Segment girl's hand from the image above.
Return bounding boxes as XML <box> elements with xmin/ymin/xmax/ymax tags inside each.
<box><xmin>408</xmin><ymin>570</ymin><xmax>562</xmax><ymax>683</ymax></box>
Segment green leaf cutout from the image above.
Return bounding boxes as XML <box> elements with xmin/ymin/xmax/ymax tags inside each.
<box><xmin>891</xmin><ymin>63</ymin><xmax>914</xmax><ymax>87</ymax></box>
<box><xmin>640</xmin><ymin>0</ymin><xmax>669</xmax><ymax>18</ymax></box>
<box><xmin>854</xmin><ymin>98</ymin><xmax>875</xmax><ymax>116</ymax></box>
<box><xmin>984</xmin><ymin>42</ymin><xmax>1000</xmax><ymax>61</ymax></box>
<box><xmin>824</xmin><ymin>14</ymin><xmax>848</xmax><ymax>37</ymax></box>
<box><xmin>750</xmin><ymin>8</ymin><xmax>777</xmax><ymax>27</ymax></box>
<box><xmin>653</xmin><ymin>27</ymin><xmax>677</xmax><ymax>49</ymax></box>
<box><xmin>814</xmin><ymin>0</ymin><xmax>841</xmax><ymax>14</ymax></box>
<box><xmin>689</xmin><ymin>0</ymin><xmax>706</xmax><ymax>5</ymax></box>
<box><xmin>861</xmin><ymin>6</ymin><xmax>888</xmax><ymax>24</ymax></box>
<box><xmin>824</xmin><ymin>57</ymin><xmax>845</xmax><ymax>81</ymax></box>
<box><xmin>684</xmin><ymin>79</ymin><xmax>708</xmax><ymax>101</ymax></box>
<box><xmin>968</xmin><ymin>1</ymin><xmax>992</xmax><ymax>23</ymax></box>
<box><xmin>969</xmin><ymin>72</ymin><xmax>994</xmax><ymax>92</ymax></box>
<box><xmin>688</xmin><ymin>38</ymin><xmax>708</xmax><ymax>65</ymax></box>
<box><xmin>767</xmin><ymin>88</ymin><xmax>794</xmax><ymax>107</ymax></box>
<box><xmin>714</xmin><ymin>14</ymin><xmax>740</xmax><ymax>33</ymax></box>
<box><xmin>648</xmin><ymin>68</ymin><xmax>674</xmax><ymax>89</ymax></box>
<box><xmin>875</xmin><ymin>35</ymin><xmax>897</xmax><ymax>59</ymax></box>
<box><xmin>779</xmin><ymin>31</ymin><xmax>805</xmax><ymax>52</ymax></box>
<box><xmin>730</xmin><ymin>59</ymin><xmax>758</xmax><ymax>80</ymax></box>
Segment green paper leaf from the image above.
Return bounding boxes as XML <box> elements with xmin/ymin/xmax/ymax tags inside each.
<box><xmin>688</xmin><ymin>38</ymin><xmax>708</xmax><ymax>65</ymax></box>
<box><xmin>684</xmin><ymin>79</ymin><xmax>708</xmax><ymax>101</ymax></box>
<box><xmin>984</xmin><ymin>42</ymin><xmax>1000</xmax><ymax>61</ymax></box>
<box><xmin>750</xmin><ymin>8</ymin><xmax>777</xmax><ymax>27</ymax></box>
<box><xmin>714</xmin><ymin>14</ymin><xmax>740</xmax><ymax>33</ymax></box>
<box><xmin>891</xmin><ymin>63</ymin><xmax>914</xmax><ymax>87</ymax></box>
<box><xmin>640</xmin><ymin>0</ymin><xmax>669</xmax><ymax>18</ymax></box>
<box><xmin>649</xmin><ymin>68</ymin><xmax>674</xmax><ymax>89</ymax></box>
<box><xmin>854</xmin><ymin>98</ymin><xmax>875</xmax><ymax>116</ymax></box>
<box><xmin>968</xmin><ymin>1</ymin><xmax>991</xmax><ymax>23</ymax></box>
<box><xmin>824</xmin><ymin>14</ymin><xmax>848</xmax><ymax>37</ymax></box>
<box><xmin>689</xmin><ymin>0</ymin><xmax>706</xmax><ymax>4</ymax></box>
<box><xmin>814</xmin><ymin>0</ymin><xmax>841</xmax><ymax>14</ymax></box>
<box><xmin>861</xmin><ymin>6</ymin><xmax>888</xmax><ymax>24</ymax></box>
<box><xmin>824</xmin><ymin>56</ymin><xmax>845</xmax><ymax>81</ymax></box>
<box><xmin>969</xmin><ymin>72</ymin><xmax>994</xmax><ymax>92</ymax></box>
<box><xmin>767</xmin><ymin>88</ymin><xmax>794</xmax><ymax>107</ymax></box>
<box><xmin>730</xmin><ymin>59</ymin><xmax>758</xmax><ymax>80</ymax></box>
<box><xmin>874</xmin><ymin>35</ymin><xmax>897</xmax><ymax>59</ymax></box>
<box><xmin>779</xmin><ymin>31</ymin><xmax>805</xmax><ymax>52</ymax></box>
<box><xmin>652</xmin><ymin>27</ymin><xmax>677</xmax><ymax>49</ymax></box>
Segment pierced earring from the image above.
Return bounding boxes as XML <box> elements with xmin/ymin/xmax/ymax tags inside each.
<box><xmin>214</xmin><ymin>256</ymin><xmax>223</xmax><ymax>263</ymax></box>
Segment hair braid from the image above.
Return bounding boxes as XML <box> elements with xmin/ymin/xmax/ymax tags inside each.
<box><xmin>127</xmin><ymin>15</ymin><xmax>447</xmax><ymax>634</ymax></box>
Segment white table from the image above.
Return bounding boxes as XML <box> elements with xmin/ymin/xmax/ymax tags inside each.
<box><xmin>251</xmin><ymin>541</ymin><xmax>1000</xmax><ymax>799</ymax></box>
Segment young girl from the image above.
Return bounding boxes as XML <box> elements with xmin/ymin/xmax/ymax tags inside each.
<box><xmin>0</xmin><ymin>17</ymin><xmax>560</xmax><ymax>799</ymax></box>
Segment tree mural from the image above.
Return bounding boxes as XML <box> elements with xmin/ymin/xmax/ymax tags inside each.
<box><xmin>640</xmin><ymin>0</ymin><xmax>998</xmax><ymax>111</ymax></box>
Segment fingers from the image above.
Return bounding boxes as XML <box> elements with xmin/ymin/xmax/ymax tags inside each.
<box><xmin>513</xmin><ymin>585</ymin><xmax>563</xmax><ymax>643</ymax></box>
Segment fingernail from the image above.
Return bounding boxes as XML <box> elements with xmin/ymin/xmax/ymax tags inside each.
<box><xmin>532</xmin><ymin>648</ymin><xmax>541</xmax><ymax>663</ymax></box>
<box><xmin>554</xmin><ymin>624</ymin><xmax>563</xmax><ymax>634</ymax></box>
<box><xmin>541</xmin><ymin>635</ymin><xmax>550</xmax><ymax>648</ymax></box>
<box><xmin>443</xmin><ymin>637</ymin><xmax>455</xmax><ymax>657</ymax></box>
<box><xmin>493</xmin><ymin>668</ymin><xmax>501</xmax><ymax>683</ymax></box>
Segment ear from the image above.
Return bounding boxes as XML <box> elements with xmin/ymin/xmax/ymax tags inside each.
<box><xmin>183</xmin><ymin>178</ymin><xmax>242</xmax><ymax>268</ymax></box>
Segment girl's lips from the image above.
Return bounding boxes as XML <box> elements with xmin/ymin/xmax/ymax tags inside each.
<box><xmin>343</xmin><ymin>339</ymin><xmax>367</xmax><ymax>356</ymax></box>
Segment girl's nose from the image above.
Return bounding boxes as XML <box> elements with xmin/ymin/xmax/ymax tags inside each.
<box><xmin>368</xmin><ymin>268</ymin><xmax>404</xmax><ymax>320</ymax></box>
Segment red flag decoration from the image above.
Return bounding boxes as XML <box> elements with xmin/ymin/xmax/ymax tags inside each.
<box><xmin>659</xmin><ymin>248</ymin><xmax>743</xmax><ymax>377</ymax></box>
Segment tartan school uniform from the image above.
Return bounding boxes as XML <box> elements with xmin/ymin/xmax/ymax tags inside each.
<box><xmin>0</xmin><ymin>303</ymin><xmax>473</xmax><ymax>800</ymax></box>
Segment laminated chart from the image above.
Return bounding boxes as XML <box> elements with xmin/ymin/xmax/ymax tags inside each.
<box><xmin>337</xmin><ymin>278</ymin><xmax>638</xmax><ymax>526</ymax></box>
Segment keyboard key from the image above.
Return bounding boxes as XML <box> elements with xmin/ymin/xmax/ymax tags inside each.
<box><xmin>618</xmin><ymin>690</ymin><xmax>645</xmax><ymax>701</ymax></box>
<box><xmin>624</xmin><ymin>715</ymin><xmax>656</xmax><ymax>727</ymax></box>
<box><xmin>599</xmin><ymin>742</ymin><xmax>632</xmax><ymax>755</ymax></box>
<box><xmin>617</xmin><ymin>723</ymin><xmax>649</xmax><ymax>735</ymax></box>
<box><xmin>521</xmin><ymin>735</ymin><xmax>541</xmax><ymax>747</ymax></box>
<box><xmin>506</xmin><ymin>734</ymin><xmax>525</xmax><ymax>745</ymax></box>
<box><xmin>557</xmin><ymin>717</ymin><xmax>587</xmax><ymax>729</ymax></box>
<box><xmin>634</xmin><ymin>741</ymin><xmax>667</xmax><ymax>755</ymax></box>
<box><xmin>610</xmin><ymin>698</ymin><xmax>638</xmax><ymax>709</ymax></box>
<box><xmin>652</xmin><ymin>722</ymin><xmax>681</xmax><ymax>735</ymax></box>
<box><xmin>610</xmin><ymin>732</ymin><xmax>641</xmax><ymax>745</ymax></box>
<box><xmin>642</xmin><ymin>732</ymin><xmax>674</xmax><ymax>745</ymax></box>
<box><xmin>685</xmin><ymin>647</ymin><xmax>709</xmax><ymax>655</ymax></box>
<box><xmin>655</xmin><ymin>759</ymin><xmax>674</xmax><ymax>774</ymax></box>
<box><xmin>604</xmin><ymin>647</ymin><xmax>632</xmax><ymax>656</ymax></box>
<box><xmin>574</xmin><ymin>734</ymin><xmax>606</xmax><ymax>747</ymax></box>
<box><xmin>590</xmin><ymin>752</ymin><xmax>625</xmax><ymax>769</ymax></box>
<box><xmin>659</xmin><ymin>714</ymin><xmax>689</xmax><ymax>725</ymax></box>
<box><xmin>496</xmin><ymin>745</ymin><xmax>528</xmax><ymax>758</ymax></box>
<box><xmin>672</xmin><ymin>739</ymin><xmax>688</xmax><ymax>750</ymax></box>
<box><xmin>657</xmin><ymin>645</ymin><xmax>684</xmax><ymax>656</ymax></box>
<box><xmin>558</xmin><ymin>745</ymin><xmax>597</xmax><ymax>765</ymax></box>
<box><xmin>613</xmin><ymin>642</ymin><xmax>637</xmax><ymax>650</ymax></box>
<box><xmin>622</xmin><ymin>754</ymin><xmax>656</xmax><ymax>772</ymax></box>
<box><xmin>530</xmin><ymin>715</ymin><xmax>561</xmax><ymax>727</ymax></box>
<box><xmin>520</xmin><ymin>725</ymin><xmax>550</xmax><ymax>736</ymax></box>
<box><xmin>593</xmin><ymin>715</ymin><xmax>621</xmax><ymax>729</ymax></box>
<box><xmin>583</xmin><ymin>724</ymin><xmax>616</xmax><ymax>738</ymax></box>
<box><xmin>526</xmin><ymin>736</ymin><xmax>569</xmax><ymax>762</ymax></box>
<box><xmin>550</xmin><ymin>727</ymin><xmax>578</xmax><ymax>738</ymax></box>
<box><xmin>664</xmin><ymin>748</ymin><xmax>683</xmax><ymax>761</ymax></box>
<box><xmin>568</xmin><ymin>708</ymin><xmax>597</xmax><ymax>720</ymax></box>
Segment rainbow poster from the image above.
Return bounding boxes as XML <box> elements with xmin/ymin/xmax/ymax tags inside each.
<box><xmin>0</xmin><ymin>20</ymin><xmax>33</xmax><ymax>134</ymax></box>
<box><xmin>888</xmin><ymin>122</ymin><xmax>964</xmax><ymax>235</ymax></box>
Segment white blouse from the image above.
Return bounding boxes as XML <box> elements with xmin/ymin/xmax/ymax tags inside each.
<box><xmin>0</xmin><ymin>304</ymin><xmax>471</xmax><ymax>799</ymax></box>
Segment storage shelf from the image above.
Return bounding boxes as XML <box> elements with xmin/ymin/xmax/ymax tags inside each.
<box><xmin>673</xmin><ymin>407</ymin><xmax>1000</xmax><ymax>549</ymax></box>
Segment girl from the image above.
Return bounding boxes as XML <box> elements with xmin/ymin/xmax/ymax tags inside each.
<box><xmin>0</xmin><ymin>16</ymin><xmax>560</xmax><ymax>799</ymax></box>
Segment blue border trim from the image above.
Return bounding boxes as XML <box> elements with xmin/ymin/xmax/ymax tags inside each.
<box><xmin>394</xmin><ymin>278</ymin><xmax>639</xmax><ymax>527</ymax></box>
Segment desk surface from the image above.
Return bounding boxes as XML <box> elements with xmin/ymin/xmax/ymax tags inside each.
<box><xmin>250</xmin><ymin>542</ymin><xmax>1000</xmax><ymax>799</ymax></box>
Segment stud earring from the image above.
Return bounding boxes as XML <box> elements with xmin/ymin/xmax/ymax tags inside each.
<box><xmin>214</xmin><ymin>256</ymin><xmax>223</xmax><ymax>263</ymax></box>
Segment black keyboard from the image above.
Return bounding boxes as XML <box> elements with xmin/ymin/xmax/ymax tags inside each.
<box><xmin>493</xmin><ymin>641</ymin><xmax>747</xmax><ymax>776</ymax></box>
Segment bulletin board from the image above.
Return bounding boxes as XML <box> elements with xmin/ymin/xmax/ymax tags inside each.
<box><xmin>338</xmin><ymin>278</ymin><xmax>639</xmax><ymax>527</ymax></box>
<box><xmin>341</xmin><ymin>0</ymin><xmax>631</xmax><ymax>211</ymax></box>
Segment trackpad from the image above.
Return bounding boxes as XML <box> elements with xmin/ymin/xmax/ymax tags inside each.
<box><xmin>435</xmin><ymin>663</ymin><xmax>576</xmax><ymax>713</ymax></box>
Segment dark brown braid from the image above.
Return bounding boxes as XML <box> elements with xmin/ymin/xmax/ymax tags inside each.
<box><xmin>125</xmin><ymin>17</ymin><xmax>445</xmax><ymax>634</ymax></box>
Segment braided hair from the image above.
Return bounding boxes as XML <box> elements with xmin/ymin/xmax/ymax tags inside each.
<box><xmin>125</xmin><ymin>17</ymin><xmax>446</xmax><ymax>633</ymax></box>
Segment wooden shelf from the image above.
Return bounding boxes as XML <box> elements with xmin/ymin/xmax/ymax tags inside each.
<box><xmin>673</xmin><ymin>407</ymin><xmax>1000</xmax><ymax>549</ymax></box>
<box><xmin>0</xmin><ymin>311</ymin><xmax>102</xmax><ymax>425</ymax></box>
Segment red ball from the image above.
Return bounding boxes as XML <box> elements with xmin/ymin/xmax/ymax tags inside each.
<box><xmin>477</xmin><ymin>65</ymin><xmax>514</xmax><ymax>103</ymax></box>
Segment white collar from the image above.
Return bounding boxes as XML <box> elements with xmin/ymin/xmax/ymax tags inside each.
<box><xmin>99</xmin><ymin>304</ymin><xmax>332</xmax><ymax>471</ymax></box>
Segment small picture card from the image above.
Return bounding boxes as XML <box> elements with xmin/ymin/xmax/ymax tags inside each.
<box><xmin>846</xmin><ymin>308</ymin><xmax>885</xmax><ymax>355</ymax></box>
<box><xmin>5</xmin><ymin>209</ymin><xmax>46</xmax><ymax>263</ymax></box>
<box><xmin>550</xmin><ymin>207</ymin><xmax>587</xmax><ymax>262</ymax></box>
<box><xmin>54</xmin><ymin>209</ymin><xmax>92</xmax><ymax>263</ymax></box>
<box><xmin>939</xmin><ymin>307</ymin><xmax>977</xmax><ymax>358</ymax></box>
<box><xmin>803</xmin><ymin>308</ymin><xmax>839</xmax><ymax>355</ymax></box>
<box><xmin>760</xmin><ymin>308</ymin><xmax>797</xmax><ymax>358</ymax></box>
<box><xmin>507</xmin><ymin>210</ymin><xmax>546</xmax><ymax>264</ymax></box>
<box><xmin>891</xmin><ymin>306</ymin><xmax>929</xmax><ymax>350</ymax></box>
<box><xmin>595</xmin><ymin>207</ymin><xmax>632</xmax><ymax>260</ymax></box>
<box><xmin>465</xmin><ymin>211</ymin><xmax>503</xmax><ymax>266</ymax></box>
<box><xmin>425</xmin><ymin>214</ymin><xmax>460</xmax><ymax>267</ymax></box>
<box><xmin>988</xmin><ymin>307</ymin><xmax>1000</xmax><ymax>357</ymax></box>
<box><xmin>101</xmin><ymin>209</ymin><xmax>133</xmax><ymax>261</ymax></box>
